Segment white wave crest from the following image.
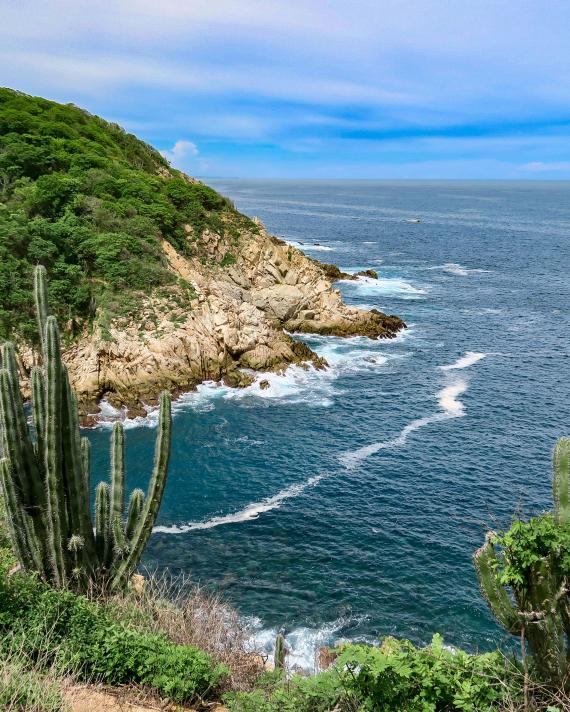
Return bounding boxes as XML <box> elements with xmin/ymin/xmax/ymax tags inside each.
<box><xmin>285</xmin><ymin>239</ymin><xmax>334</xmax><ymax>252</ymax></box>
<box><xmin>153</xmin><ymin>473</ymin><xmax>326</xmax><ymax>534</ymax></box>
<box><xmin>247</xmin><ymin>615</ymin><xmax>370</xmax><ymax>673</ymax></box>
<box><xmin>339</xmin><ymin>275</ymin><xmax>427</xmax><ymax>300</ymax></box>
<box><xmin>432</xmin><ymin>263</ymin><xmax>492</xmax><ymax>276</ymax></box>
<box><xmin>439</xmin><ymin>352</ymin><xmax>487</xmax><ymax>371</ymax></box>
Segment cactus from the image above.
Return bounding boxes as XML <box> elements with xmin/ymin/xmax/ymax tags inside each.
<box><xmin>0</xmin><ymin>266</ymin><xmax>172</xmax><ymax>592</ymax></box>
<box><xmin>474</xmin><ymin>437</ymin><xmax>570</xmax><ymax>686</ymax></box>
<box><xmin>274</xmin><ymin>633</ymin><xmax>286</xmax><ymax>672</ymax></box>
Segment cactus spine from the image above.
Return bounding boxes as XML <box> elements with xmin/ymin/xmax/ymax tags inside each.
<box><xmin>0</xmin><ymin>266</ymin><xmax>172</xmax><ymax>592</ymax></box>
<box><xmin>474</xmin><ymin>437</ymin><xmax>570</xmax><ymax>686</ymax></box>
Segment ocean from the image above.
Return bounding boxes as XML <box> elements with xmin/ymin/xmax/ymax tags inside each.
<box><xmin>87</xmin><ymin>180</ymin><xmax>570</xmax><ymax>670</ymax></box>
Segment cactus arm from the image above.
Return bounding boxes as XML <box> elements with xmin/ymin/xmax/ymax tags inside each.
<box><xmin>31</xmin><ymin>367</ymin><xmax>46</xmax><ymax>471</ymax></box>
<box><xmin>44</xmin><ymin>316</ymin><xmax>67</xmax><ymax>586</ymax></box>
<box><xmin>0</xmin><ymin>458</ymin><xmax>35</xmax><ymax>570</ymax></box>
<box><xmin>125</xmin><ymin>488</ymin><xmax>144</xmax><ymax>541</ymax></box>
<box><xmin>34</xmin><ymin>265</ymin><xmax>49</xmax><ymax>357</ymax></box>
<box><xmin>553</xmin><ymin>438</ymin><xmax>570</xmax><ymax>525</ymax></box>
<box><xmin>474</xmin><ymin>534</ymin><xmax>522</xmax><ymax>635</ymax></box>
<box><xmin>81</xmin><ymin>436</ymin><xmax>91</xmax><ymax>513</ymax></box>
<box><xmin>95</xmin><ymin>482</ymin><xmax>111</xmax><ymax>568</ymax></box>
<box><xmin>0</xmin><ymin>368</ymin><xmax>29</xmax><ymax>500</ymax></box>
<box><xmin>110</xmin><ymin>421</ymin><xmax>129</xmax><ymax>557</ymax></box>
<box><xmin>61</xmin><ymin>370</ymin><xmax>96</xmax><ymax>573</ymax></box>
<box><xmin>110</xmin><ymin>391</ymin><xmax>171</xmax><ymax>590</ymax></box>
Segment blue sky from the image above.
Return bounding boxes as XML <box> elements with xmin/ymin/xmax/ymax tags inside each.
<box><xmin>2</xmin><ymin>0</ymin><xmax>570</xmax><ymax>179</ymax></box>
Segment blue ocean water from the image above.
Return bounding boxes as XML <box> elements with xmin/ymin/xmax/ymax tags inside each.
<box><xmin>88</xmin><ymin>180</ymin><xmax>570</xmax><ymax>668</ymax></box>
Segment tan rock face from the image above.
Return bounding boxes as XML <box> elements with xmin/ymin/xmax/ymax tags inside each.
<box><xmin>19</xmin><ymin>220</ymin><xmax>404</xmax><ymax>417</ymax></box>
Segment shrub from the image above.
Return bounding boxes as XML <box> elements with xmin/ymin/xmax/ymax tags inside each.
<box><xmin>224</xmin><ymin>669</ymin><xmax>346</xmax><ymax>712</ymax></box>
<box><xmin>0</xmin><ymin>570</ymin><xmax>228</xmax><ymax>703</ymax></box>
<box><xmin>337</xmin><ymin>634</ymin><xmax>518</xmax><ymax>712</ymax></box>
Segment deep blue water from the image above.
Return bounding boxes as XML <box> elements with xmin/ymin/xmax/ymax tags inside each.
<box><xmin>88</xmin><ymin>180</ymin><xmax>570</xmax><ymax>668</ymax></box>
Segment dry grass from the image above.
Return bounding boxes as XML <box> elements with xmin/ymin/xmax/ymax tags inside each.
<box><xmin>0</xmin><ymin>641</ymin><xmax>70</xmax><ymax>712</ymax></box>
<box><xmin>107</xmin><ymin>569</ymin><xmax>265</xmax><ymax>693</ymax></box>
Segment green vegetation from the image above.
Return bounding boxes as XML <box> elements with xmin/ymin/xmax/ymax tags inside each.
<box><xmin>474</xmin><ymin>437</ymin><xmax>570</xmax><ymax>687</ymax></box>
<box><xmin>0</xmin><ymin>88</ymin><xmax>255</xmax><ymax>342</ymax></box>
<box><xmin>0</xmin><ymin>266</ymin><xmax>172</xmax><ymax>592</ymax></box>
<box><xmin>0</xmin><ymin>567</ymin><xmax>226</xmax><ymax>703</ymax></box>
<box><xmin>225</xmin><ymin>635</ymin><xmax>518</xmax><ymax>711</ymax></box>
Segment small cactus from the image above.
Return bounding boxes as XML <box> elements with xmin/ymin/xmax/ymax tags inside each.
<box><xmin>0</xmin><ymin>266</ymin><xmax>172</xmax><ymax>592</ymax></box>
<box><xmin>274</xmin><ymin>633</ymin><xmax>286</xmax><ymax>672</ymax></box>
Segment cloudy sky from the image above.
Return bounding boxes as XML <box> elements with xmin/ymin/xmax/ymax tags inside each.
<box><xmin>3</xmin><ymin>0</ymin><xmax>570</xmax><ymax>178</ymax></box>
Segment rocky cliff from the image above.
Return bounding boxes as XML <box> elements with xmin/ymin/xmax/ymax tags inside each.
<box><xmin>21</xmin><ymin>216</ymin><xmax>404</xmax><ymax>419</ymax></box>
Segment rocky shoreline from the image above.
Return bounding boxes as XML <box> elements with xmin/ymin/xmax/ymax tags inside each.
<box><xmin>19</xmin><ymin>219</ymin><xmax>405</xmax><ymax>422</ymax></box>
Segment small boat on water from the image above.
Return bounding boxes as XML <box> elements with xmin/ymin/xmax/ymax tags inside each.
<box><xmin>405</xmin><ymin>217</ymin><xmax>421</xmax><ymax>223</ymax></box>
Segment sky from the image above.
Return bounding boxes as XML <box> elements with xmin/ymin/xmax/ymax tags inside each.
<box><xmin>2</xmin><ymin>0</ymin><xmax>570</xmax><ymax>179</ymax></box>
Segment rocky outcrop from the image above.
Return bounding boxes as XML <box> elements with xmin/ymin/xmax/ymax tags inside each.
<box><xmin>20</xmin><ymin>218</ymin><xmax>404</xmax><ymax>418</ymax></box>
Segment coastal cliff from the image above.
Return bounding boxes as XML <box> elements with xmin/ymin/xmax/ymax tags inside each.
<box><xmin>30</xmin><ymin>218</ymin><xmax>403</xmax><ymax>418</ymax></box>
<box><xmin>0</xmin><ymin>88</ymin><xmax>404</xmax><ymax>417</ymax></box>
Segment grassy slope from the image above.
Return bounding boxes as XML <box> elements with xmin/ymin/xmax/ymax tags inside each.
<box><xmin>0</xmin><ymin>88</ymin><xmax>256</xmax><ymax>345</ymax></box>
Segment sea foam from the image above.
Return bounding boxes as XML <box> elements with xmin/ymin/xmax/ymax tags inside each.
<box><xmin>339</xmin><ymin>274</ymin><xmax>427</xmax><ymax>300</ymax></box>
<box><xmin>153</xmin><ymin>473</ymin><xmax>326</xmax><ymax>534</ymax></box>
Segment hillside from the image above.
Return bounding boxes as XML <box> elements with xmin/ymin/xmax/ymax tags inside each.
<box><xmin>0</xmin><ymin>89</ymin><xmax>404</xmax><ymax>416</ymax></box>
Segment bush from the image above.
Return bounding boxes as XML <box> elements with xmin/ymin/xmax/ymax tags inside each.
<box><xmin>225</xmin><ymin>635</ymin><xmax>520</xmax><ymax>712</ymax></box>
<box><xmin>224</xmin><ymin>669</ymin><xmax>346</xmax><ymax>712</ymax></box>
<box><xmin>0</xmin><ymin>570</ymin><xmax>228</xmax><ymax>703</ymax></box>
<box><xmin>337</xmin><ymin>634</ymin><xmax>518</xmax><ymax>712</ymax></box>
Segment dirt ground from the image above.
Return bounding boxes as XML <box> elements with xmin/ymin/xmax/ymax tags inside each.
<box><xmin>63</xmin><ymin>685</ymin><xmax>229</xmax><ymax>712</ymax></box>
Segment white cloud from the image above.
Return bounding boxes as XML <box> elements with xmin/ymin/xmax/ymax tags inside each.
<box><xmin>160</xmin><ymin>140</ymin><xmax>199</xmax><ymax>165</ymax></box>
<box><xmin>520</xmin><ymin>161</ymin><xmax>570</xmax><ymax>173</ymax></box>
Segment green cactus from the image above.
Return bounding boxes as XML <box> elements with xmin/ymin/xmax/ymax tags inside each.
<box><xmin>474</xmin><ymin>437</ymin><xmax>570</xmax><ymax>686</ymax></box>
<box><xmin>0</xmin><ymin>266</ymin><xmax>172</xmax><ymax>592</ymax></box>
<box><xmin>274</xmin><ymin>633</ymin><xmax>286</xmax><ymax>672</ymax></box>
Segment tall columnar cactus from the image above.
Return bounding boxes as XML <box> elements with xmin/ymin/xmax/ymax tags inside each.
<box><xmin>0</xmin><ymin>265</ymin><xmax>172</xmax><ymax>592</ymax></box>
<box><xmin>474</xmin><ymin>437</ymin><xmax>570</xmax><ymax>686</ymax></box>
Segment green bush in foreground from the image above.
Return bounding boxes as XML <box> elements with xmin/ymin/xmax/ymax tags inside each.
<box><xmin>225</xmin><ymin>635</ymin><xmax>518</xmax><ymax>712</ymax></box>
<box><xmin>337</xmin><ymin>635</ymin><xmax>517</xmax><ymax>712</ymax></box>
<box><xmin>0</xmin><ymin>569</ymin><xmax>227</xmax><ymax>703</ymax></box>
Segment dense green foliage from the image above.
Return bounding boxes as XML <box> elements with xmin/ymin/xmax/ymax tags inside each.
<box><xmin>0</xmin><ymin>88</ymin><xmax>250</xmax><ymax>342</ymax></box>
<box><xmin>336</xmin><ymin>635</ymin><xmax>516</xmax><ymax>712</ymax></box>
<box><xmin>474</xmin><ymin>437</ymin><xmax>570</xmax><ymax>687</ymax></box>
<box><xmin>225</xmin><ymin>669</ymin><xmax>345</xmax><ymax>711</ymax></box>
<box><xmin>0</xmin><ymin>568</ymin><xmax>227</xmax><ymax>702</ymax></box>
<box><xmin>225</xmin><ymin>636</ymin><xmax>517</xmax><ymax>712</ymax></box>
<box><xmin>0</xmin><ymin>267</ymin><xmax>172</xmax><ymax>592</ymax></box>
<box><xmin>495</xmin><ymin>514</ymin><xmax>570</xmax><ymax>589</ymax></box>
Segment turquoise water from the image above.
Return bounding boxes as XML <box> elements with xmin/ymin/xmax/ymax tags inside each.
<box><xmin>88</xmin><ymin>180</ymin><xmax>570</xmax><ymax>668</ymax></box>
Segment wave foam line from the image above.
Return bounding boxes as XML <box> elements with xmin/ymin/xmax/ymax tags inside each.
<box><xmin>439</xmin><ymin>351</ymin><xmax>487</xmax><ymax>370</ymax></box>
<box><xmin>153</xmin><ymin>473</ymin><xmax>326</xmax><ymax>534</ymax></box>
<box><xmin>339</xmin><ymin>351</ymin><xmax>486</xmax><ymax>470</ymax></box>
<box><xmin>338</xmin><ymin>381</ymin><xmax>466</xmax><ymax>470</ymax></box>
